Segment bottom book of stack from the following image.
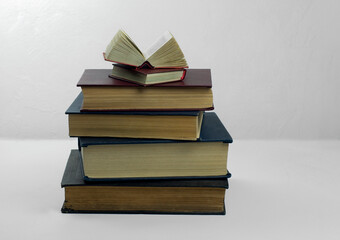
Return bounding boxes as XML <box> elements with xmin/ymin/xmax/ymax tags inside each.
<box><xmin>61</xmin><ymin>150</ymin><xmax>231</xmax><ymax>215</ymax></box>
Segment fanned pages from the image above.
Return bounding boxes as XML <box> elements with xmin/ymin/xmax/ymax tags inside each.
<box><xmin>104</xmin><ymin>30</ymin><xmax>145</xmax><ymax>67</ymax></box>
<box><xmin>104</xmin><ymin>30</ymin><xmax>188</xmax><ymax>69</ymax></box>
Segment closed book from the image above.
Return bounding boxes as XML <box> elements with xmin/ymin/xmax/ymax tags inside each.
<box><xmin>61</xmin><ymin>150</ymin><xmax>229</xmax><ymax>214</ymax></box>
<box><xmin>66</xmin><ymin>93</ymin><xmax>203</xmax><ymax>140</ymax></box>
<box><xmin>77</xmin><ymin>69</ymin><xmax>213</xmax><ymax>111</ymax></box>
<box><xmin>109</xmin><ymin>64</ymin><xmax>187</xmax><ymax>86</ymax></box>
<box><xmin>79</xmin><ymin>112</ymin><xmax>233</xmax><ymax>181</ymax></box>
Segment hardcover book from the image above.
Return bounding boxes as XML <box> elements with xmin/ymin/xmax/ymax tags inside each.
<box><xmin>77</xmin><ymin>69</ymin><xmax>213</xmax><ymax>111</ymax></box>
<box><xmin>61</xmin><ymin>150</ymin><xmax>229</xmax><ymax>214</ymax></box>
<box><xmin>103</xmin><ymin>30</ymin><xmax>188</xmax><ymax>69</ymax></box>
<box><xmin>66</xmin><ymin>93</ymin><xmax>203</xmax><ymax>140</ymax></box>
<box><xmin>79</xmin><ymin>112</ymin><xmax>233</xmax><ymax>181</ymax></box>
<box><xmin>109</xmin><ymin>64</ymin><xmax>186</xmax><ymax>86</ymax></box>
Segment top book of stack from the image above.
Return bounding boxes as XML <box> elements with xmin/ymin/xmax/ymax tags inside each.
<box><xmin>103</xmin><ymin>30</ymin><xmax>188</xmax><ymax>69</ymax></box>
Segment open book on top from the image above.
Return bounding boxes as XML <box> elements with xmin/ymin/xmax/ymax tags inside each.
<box><xmin>103</xmin><ymin>30</ymin><xmax>188</xmax><ymax>69</ymax></box>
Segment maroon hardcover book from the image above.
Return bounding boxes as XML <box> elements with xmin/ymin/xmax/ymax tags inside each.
<box><xmin>77</xmin><ymin>69</ymin><xmax>213</xmax><ymax>112</ymax></box>
<box><xmin>77</xmin><ymin>69</ymin><xmax>212</xmax><ymax>88</ymax></box>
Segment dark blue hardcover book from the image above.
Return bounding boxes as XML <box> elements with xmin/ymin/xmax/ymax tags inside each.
<box><xmin>66</xmin><ymin>93</ymin><xmax>203</xmax><ymax>140</ymax></box>
<box><xmin>62</xmin><ymin>150</ymin><xmax>230</xmax><ymax>188</ymax></box>
<box><xmin>79</xmin><ymin>112</ymin><xmax>233</xmax><ymax>146</ymax></box>
<box><xmin>66</xmin><ymin>93</ymin><xmax>200</xmax><ymax>116</ymax></box>
<box><xmin>61</xmin><ymin>150</ymin><xmax>229</xmax><ymax>215</ymax></box>
<box><xmin>78</xmin><ymin>149</ymin><xmax>232</xmax><ymax>182</ymax></box>
<box><xmin>79</xmin><ymin>112</ymin><xmax>233</xmax><ymax>182</ymax></box>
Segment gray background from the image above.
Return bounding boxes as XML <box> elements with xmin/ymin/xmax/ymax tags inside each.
<box><xmin>1</xmin><ymin>1</ymin><xmax>339</xmax><ymax>240</ymax></box>
<box><xmin>1</xmin><ymin>0</ymin><xmax>339</xmax><ymax>139</ymax></box>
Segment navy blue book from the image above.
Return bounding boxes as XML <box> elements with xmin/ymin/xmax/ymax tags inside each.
<box><xmin>61</xmin><ymin>150</ymin><xmax>229</xmax><ymax>214</ymax></box>
<box><xmin>79</xmin><ymin>112</ymin><xmax>233</xmax><ymax>182</ymax></box>
<box><xmin>66</xmin><ymin>93</ymin><xmax>203</xmax><ymax>140</ymax></box>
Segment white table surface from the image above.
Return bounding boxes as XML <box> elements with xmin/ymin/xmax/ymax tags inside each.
<box><xmin>0</xmin><ymin>139</ymin><xmax>339</xmax><ymax>240</ymax></box>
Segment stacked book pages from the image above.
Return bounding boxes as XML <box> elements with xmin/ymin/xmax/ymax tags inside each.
<box><xmin>61</xmin><ymin>30</ymin><xmax>233</xmax><ymax>215</ymax></box>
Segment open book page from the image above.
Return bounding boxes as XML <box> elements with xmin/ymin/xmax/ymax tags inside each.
<box><xmin>104</xmin><ymin>30</ymin><xmax>145</xmax><ymax>66</ymax></box>
<box><xmin>144</xmin><ymin>31</ymin><xmax>173</xmax><ymax>60</ymax></box>
<box><xmin>121</xmin><ymin>30</ymin><xmax>144</xmax><ymax>57</ymax></box>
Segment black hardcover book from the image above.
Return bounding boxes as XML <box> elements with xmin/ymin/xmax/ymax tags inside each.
<box><xmin>78</xmin><ymin>112</ymin><xmax>233</xmax><ymax>181</ymax></box>
<box><xmin>61</xmin><ymin>150</ymin><xmax>229</xmax><ymax>215</ymax></box>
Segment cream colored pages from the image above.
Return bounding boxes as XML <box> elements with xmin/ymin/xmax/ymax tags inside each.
<box><xmin>144</xmin><ymin>31</ymin><xmax>173</xmax><ymax>60</ymax></box>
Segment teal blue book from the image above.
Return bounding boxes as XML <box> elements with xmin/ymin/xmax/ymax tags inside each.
<box><xmin>79</xmin><ymin>112</ymin><xmax>233</xmax><ymax>182</ymax></box>
<box><xmin>61</xmin><ymin>150</ymin><xmax>229</xmax><ymax>215</ymax></box>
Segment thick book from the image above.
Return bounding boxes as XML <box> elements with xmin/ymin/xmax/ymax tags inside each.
<box><xmin>77</xmin><ymin>69</ymin><xmax>213</xmax><ymax>111</ymax></box>
<box><xmin>66</xmin><ymin>93</ymin><xmax>203</xmax><ymax>140</ymax></box>
<box><xmin>103</xmin><ymin>30</ymin><xmax>188</xmax><ymax>69</ymax></box>
<box><xmin>61</xmin><ymin>150</ymin><xmax>229</xmax><ymax>214</ymax></box>
<box><xmin>109</xmin><ymin>64</ymin><xmax>186</xmax><ymax>86</ymax></box>
<box><xmin>79</xmin><ymin>112</ymin><xmax>233</xmax><ymax>181</ymax></box>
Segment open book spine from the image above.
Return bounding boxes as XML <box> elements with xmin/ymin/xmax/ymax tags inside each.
<box><xmin>103</xmin><ymin>52</ymin><xmax>188</xmax><ymax>69</ymax></box>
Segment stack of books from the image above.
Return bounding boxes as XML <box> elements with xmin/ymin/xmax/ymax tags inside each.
<box><xmin>61</xmin><ymin>30</ymin><xmax>233</xmax><ymax>215</ymax></box>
